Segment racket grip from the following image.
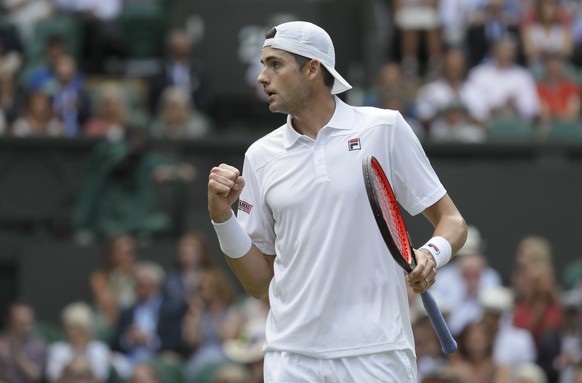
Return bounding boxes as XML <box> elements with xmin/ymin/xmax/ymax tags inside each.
<box><xmin>420</xmin><ymin>292</ymin><xmax>457</xmax><ymax>354</ymax></box>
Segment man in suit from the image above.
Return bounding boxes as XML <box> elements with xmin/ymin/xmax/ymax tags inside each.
<box><xmin>111</xmin><ymin>261</ymin><xmax>187</xmax><ymax>365</ymax></box>
<box><xmin>147</xmin><ymin>30</ymin><xmax>215</xmax><ymax>118</ymax></box>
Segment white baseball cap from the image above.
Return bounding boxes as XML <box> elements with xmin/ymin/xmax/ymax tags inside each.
<box><xmin>262</xmin><ymin>21</ymin><xmax>352</xmax><ymax>95</ymax></box>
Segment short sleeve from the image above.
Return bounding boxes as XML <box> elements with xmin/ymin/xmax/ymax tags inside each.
<box><xmin>237</xmin><ymin>153</ymin><xmax>276</xmax><ymax>255</ymax></box>
<box><xmin>389</xmin><ymin>112</ymin><xmax>446</xmax><ymax>216</ymax></box>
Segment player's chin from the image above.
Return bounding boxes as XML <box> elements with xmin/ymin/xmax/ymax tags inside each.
<box><xmin>267</xmin><ymin>100</ymin><xmax>282</xmax><ymax>113</ymax></box>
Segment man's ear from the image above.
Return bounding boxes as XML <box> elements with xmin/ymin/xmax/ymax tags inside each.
<box><xmin>305</xmin><ymin>59</ymin><xmax>322</xmax><ymax>80</ymax></box>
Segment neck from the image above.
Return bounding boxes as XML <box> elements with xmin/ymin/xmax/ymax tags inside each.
<box><xmin>290</xmin><ymin>93</ymin><xmax>336</xmax><ymax>140</ymax></box>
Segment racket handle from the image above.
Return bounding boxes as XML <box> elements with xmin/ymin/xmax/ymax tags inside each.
<box><xmin>420</xmin><ymin>292</ymin><xmax>457</xmax><ymax>354</ymax></box>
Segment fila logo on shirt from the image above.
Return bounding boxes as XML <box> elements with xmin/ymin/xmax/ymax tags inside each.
<box><xmin>348</xmin><ymin>138</ymin><xmax>361</xmax><ymax>151</ymax></box>
<box><xmin>238</xmin><ymin>200</ymin><xmax>253</xmax><ymax>214</ymax></box>
<box><xmin>427</xmin><ymin>243</ymin><xmax>441</xmax><ymax>255</ymax></box>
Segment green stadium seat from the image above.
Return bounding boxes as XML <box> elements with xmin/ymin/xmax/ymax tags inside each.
<box><xmin>27</xmin><ymin>15</ymin><xmax>81</xmax><ymax>63</ymax></box>
<box><xmin>486</xmin><ymin>117</ymin><xmax>534</xmax><ymax>142</ymax></box>
<box><xmin>119</xmin><ymin>2</ymin><xmax>169</xmax><ymax>58</ymax></box>
<box><xmin>150</xmin><ymin>357</ymin><xmax>185</xmax><ymax>383</ymax></box>
<box><xmin>0</xmin><ymin>16</ymin><xmax>20</xmax><ymax>41</ymax></box>
<box><xmin>33</xmin><ymin>321</ymin><xmax>65</xmax><ymax>343</ymax></box>
<box><xmin>546</xmin><ymin>120</ymin><xmax>582</xmax><ymax>142</ymax></box>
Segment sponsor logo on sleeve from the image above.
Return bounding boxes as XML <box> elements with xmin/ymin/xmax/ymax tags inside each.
<box><xmin>238</xmin><ymin>200</ymin><xmax>253</xmax><ymax>214</ymax></box>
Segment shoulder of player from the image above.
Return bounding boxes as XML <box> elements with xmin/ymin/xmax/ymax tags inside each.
<box><xmin>351</xmin><ymin>105</ymin><xmax>402</xmax><ymax>132</ymax></box>
<box><xmin>244</xmin><ymin>124</ymin><xmax>287</xmax><ymax>169</ymax></box>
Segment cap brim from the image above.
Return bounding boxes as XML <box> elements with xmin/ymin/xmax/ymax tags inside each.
<box><xmin>322</xmin><ymin>63</ymin><xmax>352</xmax><ymax>94</ymax></box>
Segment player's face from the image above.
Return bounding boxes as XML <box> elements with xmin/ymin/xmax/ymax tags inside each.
<box><xmin>257</xmin><ymin>47</ymin><xmax>310</xmax><ymax>115</ymax></box>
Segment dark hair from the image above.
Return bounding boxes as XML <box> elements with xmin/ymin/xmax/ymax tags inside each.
<box><xmin>176</xmin><ymin>231</ymin><xmax>214</xmax><ymax>269</ymax></box>
<box><xmin>456</xmin><ymin>322</ymin><xmax>493</xmax><ymax>358</ymax></box>
<box><xmin>265</xmin><ymin>27</ymin><xmax>335</xmax><ymax>90</ymax></box>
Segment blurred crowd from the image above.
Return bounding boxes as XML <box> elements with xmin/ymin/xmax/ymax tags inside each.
<box><xmin>0</xmin><ymin>0</ymin><xmax>582</xmax><ymax>142</ymax></box>
<box><xmin>0</xmin><ymin>0</ymin><xmax>215</xmax><ymax>140</ymax></box>
<box><xmin>413</xmin><ymin>226</ymin><xmax>582</xmax><ymax>383</ymax></box>
<box><xmin>350</xmin><ymin>0</ymin><xmax>582</xmax><ymax>142</ymax></box>
<box><xmin>0</xmin><ymin>227</ymin><xmax>581</xmax><ymax>383</ymax></box>
<box><xmin>0</xmin><ymin>232</ymin><xmax>268</xmax><ymax>383</ymax></box>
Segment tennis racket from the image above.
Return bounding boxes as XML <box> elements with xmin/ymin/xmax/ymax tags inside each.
<box><xmin>362</xmin><ymin>155</ymin><xmax>457</xmax><ymax>354</ymax></box>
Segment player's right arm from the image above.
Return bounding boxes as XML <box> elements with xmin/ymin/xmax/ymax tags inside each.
<box><xmin>208</xmin><ymin>164</ymin><xmax>274</xmax><ymax>300</ymax></box>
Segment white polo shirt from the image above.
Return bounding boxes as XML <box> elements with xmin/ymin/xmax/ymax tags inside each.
<box><xmin>237</xmin><ymin>97</ymin><xmax>446</xmax><ymax>359</ymax></box>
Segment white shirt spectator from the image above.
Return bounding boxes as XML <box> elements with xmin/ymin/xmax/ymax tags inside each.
<box><xmin>432</xmin><ymin>256</ymin><xmax>502</xmax><ymax>335</ymax></box>
<box><xmin>47</xmin><ymin>340</ymin><xmax>111</xmax><ymax>381</ymax></box>
<box><xmin>416</xmin><ymin>79</ymin><xmax>488</xmax><ymax>123</ymax></box>
<box><xmin>1</xmin><ymin>0</ymin><xmax>53</xmax><ymax>42</ymax></box>
<box><xmin>493</xmin><ymin>314</ymin><xmax>537</xmax><ymax>367</ymax></box>
<box><xmin>466</xmin><ymin>61</ymin><xmax>540</xmax><ymax>120</ymax></box>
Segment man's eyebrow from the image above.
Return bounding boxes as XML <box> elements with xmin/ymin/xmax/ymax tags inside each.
<box><xmin>260</xmin><ymin>55</ymin><xmax>281</xmax><ymax>64</ymax></box>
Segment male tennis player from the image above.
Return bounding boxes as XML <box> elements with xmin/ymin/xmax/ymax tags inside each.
<box><xmin>208</xmin><ymin>21</ymin><xmax>467</xmax><ymax>382</ymax></box>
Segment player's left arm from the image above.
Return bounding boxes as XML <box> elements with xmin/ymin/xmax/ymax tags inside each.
<box><xmin>407</xmin><ymin>194</ymin><xmax>467</xmax><ymax>292</ymax></box>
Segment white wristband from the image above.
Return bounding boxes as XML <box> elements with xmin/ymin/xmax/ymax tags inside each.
<box><xmin>420</xmin><ymin>236</ymin><xmax>452</xmax><ymax>268</ymax></box>
<box><xmin>212</xmin><ymin>214</ymin><xmax>252</xmax><ymax>259</ymax></box>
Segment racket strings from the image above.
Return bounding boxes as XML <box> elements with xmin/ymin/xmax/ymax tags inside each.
<box><xmin>371</xmin><ymin>171</ymin><xmax>412</xmax><ymax>264</ymax></box>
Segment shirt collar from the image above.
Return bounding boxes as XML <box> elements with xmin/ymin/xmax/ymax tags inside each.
<box><xmin>283</xmin><ymin>96</ymin><xmax>354</xmax><ymax>149</ymax></box>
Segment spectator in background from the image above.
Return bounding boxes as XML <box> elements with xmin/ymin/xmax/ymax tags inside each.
<box><xmin>466</xmin><ymin>35</ymin><xmax>539</xmax><ymax>122</ymax></box>
<box><xmin>521</xmin><ymin>0</ymin><xmax>573</xmax><ymax>76</ymax></box>
<box><xmin>149</xmin><ymin>86</ymin><xmax>213</xmax><ymax>139</ymax></box>
<box><xmin>163</xmin><ymin>231</ymin><xmax>214</xmax><ymax>309</ymax></box>
<box><xmin>46</xmin><ymin>302</ymin><xmax>129</xmax><ymax>383</ymax></box>
<box><xmin>128</xmin><ymin>363</ymin><xmax>160</xmax><ymax>383</ymax></box>
<box><xmin>26</xmin><ymin>35</ymin><xmax>73</xmax><ymax>92</ymax></box>
<box><xmin>377</xmin><ymin>89</ymin><xmax>424</xmax><ymax>139</ymax></box>
<box><xmin>364</xmin><ymin>62</ymin><xmax>413</xmax><ymax>108</ymax></box>
<box><xmin>0</xmin><ymin>57</ymin><xmax>20</xmax><ymax>131</ymax></box>
<box><xmin>428</xmin><ymin>102</ymin><xmax>485</xmax><ymax>143</ymax></box>
<box><xmin>392</xmin><ymin>0</ymin><xmax>442</xmax><ymax>79</ymax></box>
<box><xmin>11</xmin><ymin>89</ymin><xmax>64</xmax><ymax>136</ymax></box>
<box><xmin>53</xmin><ymin>355</ymin><xmax>101</xmax><ymax>383</ymax></box>
<box><xmin>50</xmin><ymin>54</ymin><xmax>90</xmax><ymax>136</ymax></box>
<box><xmin>415</xmin><ymin>47</ymin><xmax>486</xmax><ymax>141</ymax></box>
<box><xmin>53</xmin><ymin>0</ymin><xmax>123</xmax><ymax>74</ymax></box>
<box><xmin>83</xmin><ymin>81</ymin><xmax>128</xmax><ymax>139</ymax></box>
<box><xmin>73</xmin><ymin>124</ymin><xmax>193</xmax><ymax>239</ymax></box>
<box><xmin>537</xmin><ymin>289</ymin><xmax>582</xmax><ymax>383</ymax></box>
<box><xmin>222</xmin><ymin>296</ymin><xmax>269</xmax><ymax>383</ymax></box>
<box><xmin>412</xmin><ymin>304</ymin><xmax>449</xmax><ymax>381</ymax></box>
<box><xmin>438</xmin><ymin>0</ymin><xmax>481</xmax><ymax>48</ymax></box>
<box><xmin>0</xmin><ymin>301</ymin><xmax>47</xmax><ymax>383</ymax></box>
<box><xmin>512</xmin><ymin>261</ymin><xmax>563</xmax><ymax>345</ymax></box>
<box><xmin>465</xmin><ymin>0</ymin><xmax>522</xmax><ymax>68</ymax></box>
<box><xmin>363</xmin><ymin>62</ymin><xmax>423</xmax><ymax>137</ymax></box>
<box><xmin>148</xmin><ymin>30</ymin><xmax>215</xmax><ymax>117</ymax></box>
<box><xmin>448</xmin><ymin>322</ymin><xmax>511</xmax><ymax>383</ymax></box>
<box><xmin>432</xmin><ymin>225</ymin><xmax>502</xmax><ymax>335</ymax></box>
<box><xmin>479</xmin><ymin>287</ymin><xmax>537</xmax><ymax>370</ymax></box>
<box><xmin>112</xmin><ymin>261</ymin><xmax>188</xmax><ymax>366</ymax></box>
<box><xmin>0</xmin><ymin>0</ymin><xmax>54</xmax><ymax>43</ymax></box>
<box><xmin>536</xmin><ymin>53</ymin><xmax>581</xmax><ymax>129</ymax></box>
<box><xmin>89</xmin><ymin>235</ymin><xmax>138</xmax><ymax>339</ymax></box>
<box><xmin>512</xmin><ymin>362</ymin><xmax>547</xmax><ymax>383</ymax></box>
<box><xmin>511</xmin><ymin>235</ymin><xmax>554</xmax><ymax>305</ymax></box>
<box><xmin>183</xmin><ymin>267</ymin><xmax>242</xmax><ymax>380</ymax></box>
